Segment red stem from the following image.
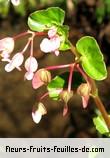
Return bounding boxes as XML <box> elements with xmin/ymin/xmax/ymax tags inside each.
<box><xmin>68</xmin><ymin>64</ymin><xmax>75</xmax><ymax>92</ymax></box>
<box><xmin>13</xmin><ymin>31</ymin><xmax>47</xmax><ymax>40</ymax></box>
<box><xmin>39</xmin><ymin>92</ymin><xmax>49</xmax><ymax>101</ymax></box>
<box><xmin>46</xmin><ymin>64</ymin><xmax>71</xmax><ymax>70</ymax></box>
<box><xmin>13</xmin><ymin>31</ymin><xmax>29</xmax><ymax>40</ymax></box>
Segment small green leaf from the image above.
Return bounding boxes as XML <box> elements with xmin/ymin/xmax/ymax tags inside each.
<box><xmin>47</xmin><ymin>76</ymin><xmax>64</xmax><ymax>100</ymax></box>
<box><xmin>57</xmin><ymin>25</ymin><xmax>71</xmax><ymax>51</ymax></box>
<box><xmin>47</xmin><ymin>72</ymin><xmax>85</xmax><ymax>100</ymax></box>
<box><xmin>93</xmin><ymin>115</ymin><xmax>110</xmax><ymax>135</ymax></box>
<box><xmin>76</xmin><ymin>36</ymin><xmax>107</xmax><ymax>80</ymax></box>
<box><xmin>28</xmin><ymin>7</ymin><xmax>65</xmax><ymax>32</ymax></box>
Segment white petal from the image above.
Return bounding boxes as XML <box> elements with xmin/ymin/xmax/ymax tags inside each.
<box><xmin>32</xmin><ymin>111</ymin><xmax>42</xmax><ymax>124</ymax></box>
<box><xmin>54</xmin><ymin>50</ymin><xmax>60</xmax><ymax>56</ymax></box>
<box><xmin>25</xmin><ymin>57</ymin><xmax>38</xmax><ymax>72</ymax></box>
<box><xmin>11</xmin><ymin>0</ymin><xmax>20</xmax><ymax>6</ymax></box>
<box><xmin>24</xmin><ymin>71</ymin><xmax>34</xmax><ymax>80</ymax></box>
<box><xmin>48</xmin><ymin>27</ymin><xmax>57</xmax><ymax>38</ymax></box>
<box><xmin>40</xmin><ymin>38</ymin><xmax>52</xmax><ymax>53</ymax></box>
<box><xmin>5</xmin><ymin>63</ymin><xmax>15</xmax><ymax>72</ymax></box>
<box><xmin>49</xmin><ymin>37</ymin><xmax>60</xmax><ymax>51</ymax></box>
<box><xmin>12</xmin><ymin>53</ymin><xmax>24</xmax><ymax>67</ymax></box>
<box><xmin>0</xmin><ymin>37</ymin><xmax>14</xmax><ymax>54</ymax></box>
<box><xmin>38</xmin><ymin>102</ymin><xmax>47</xmax><ymax>115</ymax></box>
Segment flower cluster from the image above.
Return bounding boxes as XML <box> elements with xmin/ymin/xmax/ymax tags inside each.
<box><xmin>0</xmin><ymin>28</ymin><xmax>91</xmax><ymax>125</ymax></box>
<box><xmin>40</xmin><ymin>27</ymin><xmax>61</xmax><ymax>56</ymax></box>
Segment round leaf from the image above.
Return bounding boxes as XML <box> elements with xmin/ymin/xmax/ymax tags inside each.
<box><xmin>76</xmin><ymin>36</ymin><xmax>107</xmax><ymax>80</ymax></box>
<box><xmin>28</xmin><ymin>7</ymin><xmax>65</xmax><ymax>32</ymax></box>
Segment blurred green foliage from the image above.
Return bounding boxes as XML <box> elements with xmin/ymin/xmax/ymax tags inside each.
<box><xmin>95</xmin><ymin>0</ymin><xmax>110</xmax><ymax>24</ymax></box>
<box><xmin>0</xmin><ymin>0</ymin><xmax>77</xmax><ymax>18</ymax></box>
<box><xmin>0</xmin><ymin>0</ymin><xmax>67</xmax><ymax>18</ymax></box>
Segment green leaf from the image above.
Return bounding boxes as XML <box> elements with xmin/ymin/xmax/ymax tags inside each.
<box><xmin>57</xmin><ymin>25</ymin><xmax>71</xmax><ymax>51</ymax></box>
<box><xmin>93</xmin><ymin>115</ymin><xmax>110</xmax><ymax>135</ymax></box>
<box><xmin>28</xmin><ymin>7</ymin><xmax>65</xmax><ymax>32</ymax></box>
<box><xmin>76</xmin><ymin>36</ymin><xmax>107</xmax><ymax>80</ymax></box>
<box><xmin>47</xmin><ymin>75</ymin><xmax>64</xmax><ymax>100</ymax></box>
<box><xmin>47</xmin><ymin>72</ymin><xmax>85</xmax><ymax>100</ymax></box>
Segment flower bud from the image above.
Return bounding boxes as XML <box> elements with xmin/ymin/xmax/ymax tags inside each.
<box><xmin>60</xmin><ymin>90</ymin><xmax>73</xmax><ymax>103</ymax></box>
<box><xmin>39</xmin><ymin>69</ymin><xmax>51</xmax><ymax>84</ymax></box>
<box><xmin>32</xmin><ymin>102</ymin><xmax>47</xmax><ymax>124</ymax></box>
<box><xmin>77</xmin><ymin>83</ymin><xmax>91</xmax><ymax>108</ymax></box>
<box><xmin>77</xmin><ymin>83</ymin><xmax>91</xmax><ymax>96</ymax></box>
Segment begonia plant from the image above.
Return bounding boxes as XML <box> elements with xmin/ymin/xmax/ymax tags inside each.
<box><xmin>0</xmin><ymin>6</ymin><xmax>110</xmax><ymax>136</ymax></box>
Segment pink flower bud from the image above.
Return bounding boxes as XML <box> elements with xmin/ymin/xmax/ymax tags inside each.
<box><xmin>5</xmin><ymin>53</ymin><xmax>24</xmax><ymax>72</ymax></box>
<box><xmin>25</xmin><ymin>57</ymin><xmax>38</xmax><ymax>73</ymax></box>
<box><xmin>39</xmin><ymin>69</ymin><xmax>51</xmax><ymax>84</ymax></box>
<box><xmin>77</xmin><ymin>83</ymin><xmax>91</xmax><ymax>108</ymax></box>
<box><xmin>32</xmin><ymin>102</ymin><xmax>47</xmax><ymax>124</ymax></box>
<box><xmin>0</xmin><ymin>37</ymin><xmax>14</xmax><ymax>59</ymax></box>
<box><xmin>32</xmin><ymin>69</ymin><xmax>44</xmax><ymax>89</ymax></box>
<box><xmin>60</xmin><ymin>90</ymin><xmax>73</xmax><ymax>103</ymax></box>
<box><xmin>48</xmin><ymin>27</ymin><xmax>57</xmax><ymax>38</ymax></box>
<box><xmin>63</xmin><ymin>104</ymin><xmax>68</xmax><ymax>116</ymax></box>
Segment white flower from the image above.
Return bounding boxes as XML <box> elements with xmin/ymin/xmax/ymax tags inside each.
<box><xmin>5</xmin><ymin>53</ymin><xmax>24</xmax><ymax>72</ymax></box>
<box><xmin>10</xmin><ymin>0</ymin><xmax>20</xmax><ymax>6</ymax></box>
<box><xmin>24</xmin><ymin>56</ymin><xmax>38</xmax><ymax>80</ymax></box>
<box><xmin>0</xmin><ymin>37</ymin><xmax>14</xmax><ymax>60</ymax></box>
<box><xmin>40</xmin><ymin>36</ymin><xmax>60</xmax><ymax>55</ymax></box>
<box><xmin>32</xmin><ymin>102</ymin><xmax>47</xmax><ymax>124</ymax></box>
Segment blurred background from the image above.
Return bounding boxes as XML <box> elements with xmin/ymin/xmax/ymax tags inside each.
<box><xmin>0</xmin><ymin>0</ymin><xmax>110</xmax><ymax>138</ymax></box>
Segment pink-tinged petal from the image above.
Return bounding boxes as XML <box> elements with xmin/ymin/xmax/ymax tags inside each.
<box><xmin>48</xmin><ymin>27</ymin><xmax>57</xmax><ymax>38</ymax></box>
<box><xmin>40</xmin><ymin>38</ymin><xmax>52</xmax><ymax>53</ymax></box>
<box><xmin>25</xmin><ymin>57</ymin><xmax>38</xmax><ymax>72</ymax></box>
<box><xmin>50</xmin><ymin>36</ymin><xmax>61</xmax><ymax>51</ymax></box>
<box><xmin>24</xmin><ymin>71</ymin><xmax>34</xmax><ymax>80</ymax></box>
<box><xmin>11</xmin><ymin>53</ymin><xmax>24</xmax><ymax>67</ymax></box>
<box><xmin>5</xmin><ymin>63</ymin><xmax>15</xmax><ymax>72</ymax></box>
<box><xmin>0</xmin><ymin>37</ymin><xmax>14</xmax><ymax>54</ymax></box>
<box><xmin>11</xmin><ymin>0</ymin><xmax>20</xmax><ymax>6</ymax></box>
<box><xmin>82</xmin><ymin>95</ymin><xmax>90</xmax><ymax>109</ymax></box>
<box><xmin>63</xmin><ymin>104</ymin><xmax>68</xmax><ymax>116</ymax></box>
<box><xmin>1</xmin><ymin>52</ymin><xmax>10</xmax><ymax>61</ymax></box>
<box><xmin>32</xmin><ymin>69</ymin><xmax>44</xmax><ymax>89</ymax></box>
<box><xmin>54</xmin><ymin>50</ymin><xmax>60</xmax><ymax>56</ymax></box>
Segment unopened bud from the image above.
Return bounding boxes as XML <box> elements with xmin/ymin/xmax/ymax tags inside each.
<box><xmin>32</xmin><ymin>102</ymin><xmax>47</xmax><ymax>124</ymax></box>
<box><xmin>77</xmin><ymin>83</ymin><xmax>91</xmax><ymax>97</ymax></box>
<box><xmin>77</xmin><ymin>83</ymin><xmax>91</xmax><ymax>108</ymax></box>
<box><xmin>40</xmin><ymin>69</ymin><xmax>51</xmax><ymax>84</ymax></box>
<box><xmin>60</xmin><ymin>90</ymin><xmax>73</xmax><ymax>103</ymax></box>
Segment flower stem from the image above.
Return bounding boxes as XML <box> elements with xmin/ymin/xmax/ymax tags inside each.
<box><xmin>68</xmin><ymin>64</ymin><xmax>75</xmax><ymax>92</ymax></box>
<box><xmin>76</xmin><ymin>64</ymin><xmax>110</xmax><ymax>129</ymax></box>
<box><xmin>94</xmin><ymin>95</ymin><xmax>110</xmax><ymax>129</ymax></box>
<box><xmin>13</xmin><ymin>31</ymin><xmax>29</xmax><ymax>40</ymax></box>
<box><xmin>13</xmin><ymin>30</ymin><xmax>46</xmax><ymax>40</ymax></box>
<box><xmin>46</xmin><ymin>64</ymin><xmax>71</xmax><ymax>70</ymax></box>
<box><xmin>39</xmin><ymin>92</ymin><xmax>49</xmax><ymax>101</ymax></box>
<box><xmin>70</xmin><ymin>43</ymin><xmax>80</xmax><ymax>59</ymax></box>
